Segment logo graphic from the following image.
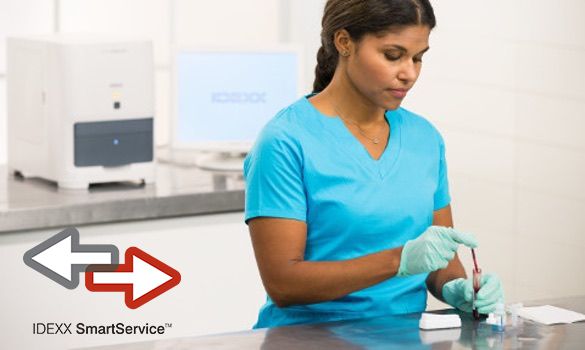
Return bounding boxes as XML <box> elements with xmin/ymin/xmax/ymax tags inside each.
<box><xmin>211</xmin><ymin>91</ymin><xmax>267</xmax><ymax>104</ymax></box>
<box><xmin>23</xmin><ymin>227</ymin><xmax>181</xmax><ymax>309</ymax></box>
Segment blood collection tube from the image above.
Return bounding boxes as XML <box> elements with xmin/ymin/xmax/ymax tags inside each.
<box><xmin>472</xmin><ymin>267</ymin><xmax>482</xmax><ymax>320</ymax></box>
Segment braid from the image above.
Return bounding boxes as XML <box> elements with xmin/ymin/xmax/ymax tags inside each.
<box><xmin>312</xmin><ymin>44</ymin><xmax>338</xmax><ymax>93</ymax></box>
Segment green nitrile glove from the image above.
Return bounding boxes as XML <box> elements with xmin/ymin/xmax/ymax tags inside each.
<box><xmin>397</xmin><ymin>226</ymin><xmax>478</xmax><ymax>277</ymax></box>
<box><xmin>442</xmin><ymin>273</ymin><xmax>503</xmax><ymax>313</ymax></box>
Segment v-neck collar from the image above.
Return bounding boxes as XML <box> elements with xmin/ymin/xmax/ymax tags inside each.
<box><xmin>302</xmin><ymin>95</ymin><xmax>402</xmax><ymax>181</ymax></box>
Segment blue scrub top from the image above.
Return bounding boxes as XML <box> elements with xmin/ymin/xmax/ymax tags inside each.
<box><xmin>244</xmin><ymin>95</ymin><xmax>451</xmax><ymax>328</ymax></box>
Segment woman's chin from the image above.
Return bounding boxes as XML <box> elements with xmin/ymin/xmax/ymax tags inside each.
<box><xmin>382</xmin><ymin>100</ymin><xmax>402</xmax><ymax>111</ymax></box>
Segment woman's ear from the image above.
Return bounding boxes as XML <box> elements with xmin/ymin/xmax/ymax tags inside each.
<box><xmin>334</xmin><ymin>29</ymin><xmax>353</xmax><ymax>57</ymax></box>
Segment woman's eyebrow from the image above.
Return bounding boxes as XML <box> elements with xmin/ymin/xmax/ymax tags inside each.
<box><xmin>383</xmin><ymin>44</ymin><xmax>430</xmax><ymax>55</ymax></box>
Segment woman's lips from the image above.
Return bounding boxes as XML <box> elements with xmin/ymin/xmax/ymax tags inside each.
<box><xmin>389</xmin><ymin>89</ymin><xmax>408</xmax><ymax>99</ymax></box>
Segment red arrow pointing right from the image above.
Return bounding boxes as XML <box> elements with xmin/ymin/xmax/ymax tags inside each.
<box><xmin>85</xmin><ymin>247</ymin><xmax>181</xmax><ymax>309</ymax></box>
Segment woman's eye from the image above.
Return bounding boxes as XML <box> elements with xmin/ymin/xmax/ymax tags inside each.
<box><xmin>413</xmin><ymin>57</ymin><xmax>423</xmax><ymax>63</ymax></box>
<box><xmin>385</xmin><ymin>53</ymin><xmax>401</xmax><ymax>61</ymax></box>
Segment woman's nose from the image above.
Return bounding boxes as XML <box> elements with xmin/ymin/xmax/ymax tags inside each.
<box><xmin>397</xmin><ymin>60</ymin><xmax>418</xmax><ymax>83</ymax></box>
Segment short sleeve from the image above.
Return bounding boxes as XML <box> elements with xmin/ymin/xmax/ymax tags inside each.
<box><xmin>244</xmin><ymin>125</ymin><xmax>307</xmax><ymax>224</ymax></box>
<box><xmin>433</xmin><ymin>132</ymin><xmax>451</xmax><ymax>210</ymax></box>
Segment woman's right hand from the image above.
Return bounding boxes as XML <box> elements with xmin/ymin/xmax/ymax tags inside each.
<box><xmin>397</xmin><ymin>226</ymin><xmax>478</xmax><ymax>277</ymax></box>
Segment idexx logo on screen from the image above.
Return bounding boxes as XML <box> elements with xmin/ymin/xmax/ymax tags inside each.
<box><xmin>23</xmin><ymin>227</ymin><xmax>181</xmax><ymax>309</ymax></box>
<box><xmin>211</xmin><ymin>91</ymin><xmax>267</xmax><ymax>104</ymax></box>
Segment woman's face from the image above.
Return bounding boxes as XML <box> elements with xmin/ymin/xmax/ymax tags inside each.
<box><xmin>344</xmin><ymin>25</ymin><xmax>431</xmax><ymax>111</ymax></box>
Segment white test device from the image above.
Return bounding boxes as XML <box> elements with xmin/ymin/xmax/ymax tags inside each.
<box><xmin>6</xmin><ymin>35</ymin><xmax>155</xmax><ymax>189</ymax></box>
<box><xmin>419</xmin><ymin>313</ymin><xmax>462</xmax><ymax>330</ymax></box>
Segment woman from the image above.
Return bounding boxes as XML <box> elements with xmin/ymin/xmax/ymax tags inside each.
<box><xmin>244</xmin><ymin>0</ymin><xmax>503</xmax><ymax>328</ymax></box>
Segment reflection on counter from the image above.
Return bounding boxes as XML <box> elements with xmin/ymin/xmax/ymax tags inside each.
<box><xmin>79</xmin><ymin>296</ymin><xmax>585</xmax><ymax>350</ymax></box>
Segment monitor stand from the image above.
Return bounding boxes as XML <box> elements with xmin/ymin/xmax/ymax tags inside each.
<box><xmin>195</xmin><ymin>151</ymin><xmax>246</xmax><ymax>173</ymax></box>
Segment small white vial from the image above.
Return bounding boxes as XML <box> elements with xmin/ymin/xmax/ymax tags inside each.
<box><xmin>492</xmin><ymin>302</ymin><xmax>506</xmax><ymax>332</ymax></box>
<box><xmin>507</xmin><ymin>303</ymin><xmax>523</xmax><ymax>327</ymax></box>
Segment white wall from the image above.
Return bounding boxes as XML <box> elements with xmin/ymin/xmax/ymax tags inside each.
<box><xmin>286</xmin><ymin>0</ymin><xmax>326</xmax><ymax>93</ymax></box>
<box><xmin>0</xmin><ymin>79</ymin><xmax>5</xmax><ymax>164</ymax></box>
<box><xmin>402</xmin><ymin>0</ymin><xmax>585</xmax><ymax>307</ymax></box>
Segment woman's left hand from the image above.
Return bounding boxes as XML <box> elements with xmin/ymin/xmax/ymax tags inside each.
<box><xmin>442</xmin><ymin>273</ymin><xmax>503</xmax><ymax>313</ymax></box>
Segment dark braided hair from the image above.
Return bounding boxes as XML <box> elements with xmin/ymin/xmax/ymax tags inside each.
<box><xmin>313</xmin><ymin>0</ymin><xmax>436</xmax><ymax>93</ymax></box>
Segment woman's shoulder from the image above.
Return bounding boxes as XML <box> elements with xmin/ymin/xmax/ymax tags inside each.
<box><xmin>394</xmin><ymin>106</ymin><xmax>443</xmax><ymax>140</ymax></box>
<box><xmin>272</xmin><ymin>96</ymin><xmax>315</xmax><ymax>126</ymax></box>
<box><xmin>251</xmin><ymin>97</ymin><xmax>312</xmax><ymax>152</ymax></box>
<box><xmin>258</xmin><ymin>97</ymin><xmax>314</xmax><ymax>141</ymax></box>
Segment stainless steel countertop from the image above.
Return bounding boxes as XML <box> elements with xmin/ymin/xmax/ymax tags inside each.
<box><xmin>0</xmin><ymin>162</ymin><xmax>245</xmax><ymax>233</ymax></box>
<box><xmin>81</xmin><ymin>296</ymin><xmax>585</xmax><ymax>349</ymax></box>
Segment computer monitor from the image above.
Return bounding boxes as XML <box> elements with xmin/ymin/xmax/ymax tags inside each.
<box><xmin>171</xmin><ymin>46</ymin><xmax>302</xmax><ymax>160</ymax></box>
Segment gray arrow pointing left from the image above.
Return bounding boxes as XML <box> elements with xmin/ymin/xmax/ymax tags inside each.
<box><xmin>23</xmin><ymin>227</ymin><xmax>119</xmax><ymax>289</ymax></box>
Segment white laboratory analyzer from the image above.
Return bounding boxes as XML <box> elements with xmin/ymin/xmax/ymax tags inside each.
<box><xmin>6</xmin><ymin>35</ymin><xmax>155</xmax><ymax>189</ymax></box>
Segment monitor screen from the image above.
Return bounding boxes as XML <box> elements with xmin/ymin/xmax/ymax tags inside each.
<box><xmin>173</xmin><ymin>48</ymin><xmax>301</xmax><ymax>151</ymax></box>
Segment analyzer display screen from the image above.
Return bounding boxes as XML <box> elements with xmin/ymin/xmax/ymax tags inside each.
<box><xmin>175</xmin><ymin>50</ymin><xmax>299</xmax><ymax>143</ymax></box>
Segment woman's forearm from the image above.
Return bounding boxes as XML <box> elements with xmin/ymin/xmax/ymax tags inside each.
<box><xmin>426</xmin><ymin>205</ymin><xmax>465</xmax><ymax>301</ymax></box>
<box><xmin>265</xmin><ymin>247</ymin><xmax>403</xmax><ymax>307</ymax></box>
<box><xmin>426</xmin><ymin>253</ymin><xmax>467</xmax><ymax>302</ymax></box>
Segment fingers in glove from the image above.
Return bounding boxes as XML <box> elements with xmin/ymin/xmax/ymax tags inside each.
<box><xmin>439</xmin><ymin>249</ymin><xmax>456</xmax><ymax>263</ymax></box>
<box><xmin>446</xmin><ymin>229</ymin><xmax>478</xmax><ymax>249</ymax></box>
<box><xmin>430</xmin><ymin>233</ymin><xmax>457</xmax><ymax>260</ymax></box>
<box><xmin>477</xmin><ymin>303</ymin><xmax>498</xmax><ymax>314</ymax></box>
<box><xmin>462</xmin><ymin>280</ymin><xmax>475</xmax><ymax>302</ymax></box>
<box><xmin>458</xmin><ymin>303</ymin><xmax>474</xmax><ymax>313</ymax></box>
<box><xmin>477</xmin><ymin>274</ymin><xmax>502</xmax><ymax>300</ymax></box>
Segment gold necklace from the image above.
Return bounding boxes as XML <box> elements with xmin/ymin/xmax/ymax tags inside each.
<box><xmin>334</xmin><ymin>107</ymin><xmax>387</xmax><ymax>145</ymax></box>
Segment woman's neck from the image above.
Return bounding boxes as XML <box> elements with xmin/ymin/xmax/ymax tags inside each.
<box><xmin>317</xmin><ymin>72</ymin><xmax>386</xmax><ymax>127</ymax></box>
